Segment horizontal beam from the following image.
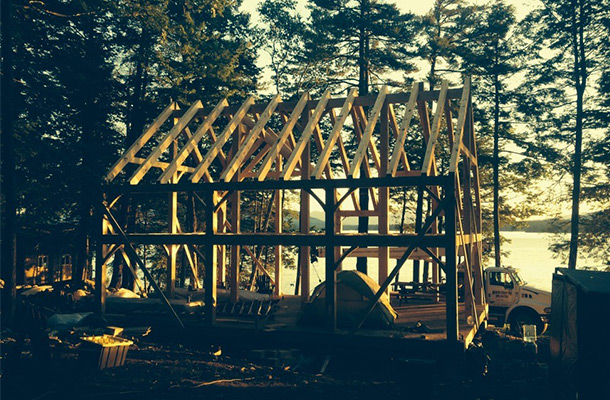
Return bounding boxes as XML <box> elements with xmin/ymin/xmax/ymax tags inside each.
<box><xmin>101</xmin><ymin>232</ymin><xmax>449</xmax><ymax>248</ymax></box>
<box><xmin>182</xmin><ymin>89</ymin><xmax>464</xmax><ymax>118</ymax></box>
<box><xmin>103</xmin><ymin>175</ymin><xmax>452</xmax><ymax>195</ymax></box>
<box><xmin>318</xmin><ymin>247</ymin><xmax>443</xmax><ymax>259</ymax></box>
<box><xmin>317</xmin><ymin>246</ymin><xmax>476</xmax><ymax>259</ymax></box>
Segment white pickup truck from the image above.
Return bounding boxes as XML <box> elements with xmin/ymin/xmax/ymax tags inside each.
<box><xmin>484</xmin><ymin>266</ymin><xmax>552</xmax><ymax>335</ymax></box>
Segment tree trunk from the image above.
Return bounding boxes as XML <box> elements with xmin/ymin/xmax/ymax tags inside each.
<box><xmin>568</xmin><ymin>0</ymin><xmax>586</xmax><ymax>269</ymax></box>
<box><xmin>356</xmin><ymin>0</ymin><xmax>370</xmax><ymax>274</ymax></box>
<box><xmin>115</xmin><ymin>32</ymin><xmax>151</xmax><ymax>289</ymax></box>
<box><xmin>1</xmin><ymin>0</ymin><xmax>17</xmax><ymax>326</ymax></box>
<box><xmin>493</xmin><ymin>66</ymin><xmax>501</xmax><ymax>268</ymax></box>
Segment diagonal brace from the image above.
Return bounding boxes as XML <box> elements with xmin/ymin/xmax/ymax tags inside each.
<box><xmin>351</xmin><ymin>196</ymin><xmax>450</xmax><ymax>333</ymax></box>
<box><xmin>102</xmin><ymin>205</ymin><xmax>185</xmax><ymax>329</ymax></box>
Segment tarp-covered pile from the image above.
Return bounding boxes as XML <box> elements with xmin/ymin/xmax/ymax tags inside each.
<box><xmin>299</xmin><ymin>270</ymin><xmax>397</xmax><ymax>329</ymax></box>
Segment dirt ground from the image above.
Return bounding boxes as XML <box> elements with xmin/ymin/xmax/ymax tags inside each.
<box><xmin>1</xmin><ymin>328</ymin><xmax>567</xmax><ymax>400</ymax></box>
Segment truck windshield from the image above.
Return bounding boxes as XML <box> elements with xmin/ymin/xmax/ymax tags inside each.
<box><xmin>512</xmin><ymin>270</ymin><xmax>526</xmax><ymax>286</ymax></box>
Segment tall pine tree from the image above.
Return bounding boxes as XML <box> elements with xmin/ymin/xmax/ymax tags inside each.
<box><xmin>520</xmin><ymin>0</ymin><xmax>609</xmax><ymax>268</ymax></box>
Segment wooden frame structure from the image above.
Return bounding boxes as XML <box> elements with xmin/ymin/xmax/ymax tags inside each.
<box><xmin>97</xmin><ymin>78</ymin><xmax>486</xmax><ymax>345</ymax></box>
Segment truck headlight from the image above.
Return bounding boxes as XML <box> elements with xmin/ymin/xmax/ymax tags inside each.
<box><xmin>544</xmin><ymin>307</ymin><xmax>552</xmax><ymax>314</ymax></box>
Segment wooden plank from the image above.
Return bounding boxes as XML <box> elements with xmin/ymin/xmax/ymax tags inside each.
<box><xmin>106</xmin><ymin>102</ymin><xmax>177</xmax><ymax>182</ymax></box>
<box><xmin>299</xmin><ymin>104</ymin><xmax>311</xmax><ymax>301</ymax></box>
<box><xmin>159</xmin><ymin>98</ymin><xmax>228</xmax><ymax>183</ymax></box>
<box><xmin>387</xmin><ymin>103</ymin><xmax>410</xmax><ymax>172</ymax></box>
<box><xmin>130</xmin><ymin>101</ymin><xmax>203</xmax><ymax>185</ymax></box>
<box><xmin>130</xmin><ymin>157</ymin><xmax>195</xmax><ymax>172</ymax></box>
<box><xmin>449</xmin><ymin>77</ymin><xmax>471</xmax><ymax>172</ymax></box>
<box><xmin>388</xmin><ymin>82</ymin><xmax>419</xmax><ymax>176</ymax></box>
<box><xmin>352</xmin><ymin>105</ymin><xmax>382</xmax><ymax>172</ymax></box>
<box><xmin>318</xmin><ymin>247</ymin><xmax>450</xmax><ymax>259</ymax></box>
<box><xmin>421</xmin><ymin>80</ymin><xmax>449</xmax><ymax>175</ymax></box>
<box><xmin>349</xmin><ymin>107</ymin><xmax>379</xmax><ymax>205</ymax></box>
<box><xmin>182</xmin><ymin>126</ymin><xmax>204</xmax><ymax>163</ymax></box>
<box><xmin>242</xmin><ymin>245</ymin><xmax>276</xmax><ymax>285</ymax></box>
<box><xmin>243</xmin><ymin>116</ymin><xmax>295</xmax><ymax>155</ymax></box>
<box><xmin>182</xmin><ymin>245</ymin><xmax>200</xmax><ymax>289</ymax></box>
<box><xmin>187</xmin><ymin>88</ymin><xmax>464</xmax><ymax>122</ymax></box>
<box><xmin>281</xmin><ymin>90</ymin><xmax>331</xmax><ymax>180</ymax></box>
<box><xmin>205</xmin><ymin>191</ymin><xmax>218</xmax><ymax>326</ymax></box>
<box><xmin>337</xmin><ymin>210</ymin><xmax>378</xmax><ymax>217</ymax></box>
<box><xmin>328</xmin><ymin>109</ymin><xmax>360</xmax><ymax>209</ymax></box>
<box><xmin>311</xmin><ymin>123</ymin><xmax>336</xmax><ymax>181</ymax></box>
<box><xmin>274</xmin><ymin>183</ymin><xmax>283</xmax><ymax>296</ymax></box>
<box><xmin>241</xmin><ymin>142</ymin><xmax>273</xmax><ymax>176</ymax></box>
<box><xmin>229</xmin><ymin>124</ymin><xmax>242</xmax><ymax>303</ymax></box>
<box><xmin>95</xmin><ymin>213</ymin><xmax>110</xmax><ymax>313</ymax></box>
<box><xmin>312</xmin><ymin>88</ymin><xmax>357</xmax><ymax>179</ymax></box>
<box><xmin>349</xmin><ymin>87</ymin><xmax>388</xmax><ymax>177</ymax></box>
<box><xmin>257</xmin><ymin>92</ymin><xmax>309</xmax><ymax>181</ymax></box>
<box><xmin>167</xmin><ymin>190</ymin><xmax>178</xmax><ymax>297</ymax></box>
<box><xmin>445</xmin><ymin>174</ymin><xmax>459</xmax><ymax>342</ymax></box>
<box><xmin>325</xmin><ymin>187</ymin><xmax>337</xmax><ymax>331</ymax></box>
<box><xmin>221</xmin><ymin>94</ymin><xmax>282</xmax><ymax>182</ymax></box>
<box><xmin>191</xmin><ymin>97</ymin><xmax>254</xmax><ymax>183</ymax></box>
<box><xmin>378</xmin><ymin>102</ymin><xmax>390</xmax><ymax>292</ymax></box>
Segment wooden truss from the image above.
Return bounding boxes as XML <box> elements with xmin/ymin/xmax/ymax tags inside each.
<box><xmin>98</xmin><ymin>78</ymin><xmax>486</xmax><ymax>342</ymax></box>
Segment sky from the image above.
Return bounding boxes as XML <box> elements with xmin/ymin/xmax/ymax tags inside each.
<box><xmin>241</xmin><ymin>0</ymin><xmax>540</xmax><ymax>85</ymax></box>
<box><xmin>242</xmin><ymin>0</ymin><xmax>539</xmax><ymax>22</ymax></box>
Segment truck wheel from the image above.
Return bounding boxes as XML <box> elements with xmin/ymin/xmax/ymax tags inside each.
<box><xmin>508</xmin><ymin>309</ymin><xmax>546</xmax><ymax>337</ymax></box>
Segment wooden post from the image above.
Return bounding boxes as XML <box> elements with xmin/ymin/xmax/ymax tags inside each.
<box><xmin>96</xmin><ymin>198</ymin><xmax>109</xmax><ymax>314</ymax></box>
<box><xmin>205</xmin><ymin>189</ymin><xmax>218</xmax><ymax>326</ymax></box>
<box><xmin>217</xmin><ymin>204</ymin><xmax>226</xmax><ymax>287</ymax></box>
<box><xmin>166</xmin><ymin>126</ymin><xmax>178</xmax><ymax>297</ymax></box>
<box><xmin>229</xmin><ymin>124</ymin><xmax>242</xmax><ymax>303</ymax></box>
<box><xmin>334</xmin><ymin>192</ymin><xmax>342</xmax><ymax>271</ymax></box>
<box><xmin>413</xmin><ymin>186</ymin><xmax>424</xmax><ymax>283</ymax></box>
<box><xmin>445</xmin><ymin>174</ymin><xmax>459</xmax><ymax>342</ymax></box>
<box><xmin>325</xmin><ymin>186</ymin><xmax>336</xmax><ymax>332</ymax></box>
<box><xmin>299</xmin><ymin>109</ymin><xmax>311</xmax><ymax>301</ymax></box>
<box><xmin>378</xmin><ymin>102</ymin><xmax>389</xmax><ymax>290</ymax></box>
<box><xmin>274</xmin><ymin>184</ymin><xmax>283</xmax><ymax>296</ymax></box>
<box><xmin>230</xmin><ymin>190</ymin><xmax>240</xmax><ymax>303</ymax></box>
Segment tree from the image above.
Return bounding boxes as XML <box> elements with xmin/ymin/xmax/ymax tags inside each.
<box><xmin>1</xmin><ymin>0</ymin><xmax>17</xmax><ymax>324</ymax></box>
<box><xmin>300</xmin><ymin>0</ymin><xmax>416</xmax><ymax>273</ymax></box>
<box><xmin>303</xmin><ymin>0</ymin><xmax>416</xmax><ymax>94</ymax></box>
<box><xmin>521</xmin><ymin>0</ymin><xmax>609</xmax><ymax>268</ymax></box>
<box><xmin>257</xmin><ymin>0</ymin><xmax>306</xmax><ymax>96</ymax></box>
<box><xmin>457</xmin><ymin>1</ymin><xmax>527</xmax><ymax>268</ymax></box>
<box><xmin>418</xmin><ymin>0</ymin><xmax>476</xmax><ymax>90</ymax></box>
<box><xmin>8</xmin><ymin>1</ymin><xmax>122</xmax><ymax>284</ymax></box>
<box><xmin>158</xmin><ymin>0</ymin><xmax>259</xmax><ymax>106</ymax></box>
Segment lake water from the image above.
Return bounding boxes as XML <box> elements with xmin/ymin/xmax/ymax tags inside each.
<box><xmin>278</xmin><ymin>231</ymin><xmax>594</xmax><ymax>295</ymax></box>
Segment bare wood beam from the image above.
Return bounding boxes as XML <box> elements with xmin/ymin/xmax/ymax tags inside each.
<box><xmin>449</xmin><ymin>77</ymin><xmax>471</xmax><ymax>172</ymax></box>
<box><xmin>388</xmin><ymin>82</ymin><xmax>419</xmax><ymax>176</ymax></box>
<box><xmin>130</xmin><ymin>101</ymin><xmax>203</xmax><ymax>185</ymax></box>
<box><xmin>106</xmin><ymin>102</ymin><xmax>177</xmax><ymax>182</ymax></box>
<box><xmin>159</xmin><ymin>99</ymin><xmax>228</xmax><ymax>183</ymax></box>
<box><xmin>312</xmin><ymin>88</ymin><xmax>357</xmax><ymax>179</ymax></box>
<box><xmin>257</xmin><ymin>92</ymin><xmax>309</xmax><ymax>181</ymax></box>
<box><xmin>387</xmin><ymin>103</ymin><xmax>409</xmax><ymax>172</ymax></box>
<box><xmin>191</xmin><ymin>97</ymin><xmax>255</xmax><ymax>183</ymax></box>
<box><xmin>349</xmin><ymin>96</ymin><xmax>385</xmax><ymax>176</ymax></box>
<box><xmin>281</xmin><ymin>90</ymin><xmax>331</xmax><ymax>180</ymax></box>
<box><xmin>221</xmin><ymin>95</ymin><xmax>282</xmax><ymax>182</ymax></box>
<box><xmin>421</xmin><ymin>80</ymin><xmax>449</xmax><ymax>175</ymax></box>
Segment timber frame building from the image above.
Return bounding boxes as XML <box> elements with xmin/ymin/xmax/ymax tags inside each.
<box><xmin>98</xmin><ymin>78</ymin><xmax>487</xmax><ymax>348</ymax></box>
